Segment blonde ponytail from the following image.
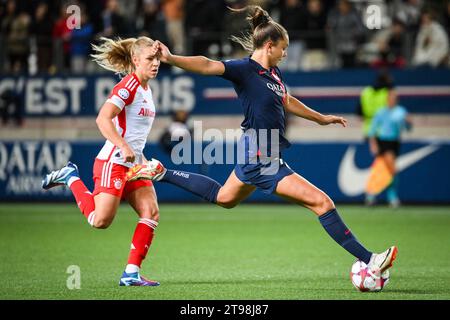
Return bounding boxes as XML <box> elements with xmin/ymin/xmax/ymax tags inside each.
<box><xmin>91</xmin><ymin>36</ymin><xmax>154</xmax><ymax>75</ymax></box>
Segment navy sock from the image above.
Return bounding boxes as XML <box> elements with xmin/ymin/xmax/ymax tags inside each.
<box><xmin>161</xmin><ymin>169</ymin><xmax>221</xmax><ymax>203</ymax></box>
<box><xmin>319</xmin><ymin>208</ymin><xmax>372</xmax><ymax>264</ymax></box>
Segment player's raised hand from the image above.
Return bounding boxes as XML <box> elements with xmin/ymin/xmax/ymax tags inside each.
<box><xmin>153</xmin><ymin>40</ymin><xmax>172</xmax><ymax>64</ymax></box>
<box><xmin>320</xmin><ymin>115</ymin><xmax>347</xmax><ymax>127</ymax></box>
<box><xmin>149</xmin><ymin>41</ymin><xmax>160</xmax><ymax>57</ymax></box>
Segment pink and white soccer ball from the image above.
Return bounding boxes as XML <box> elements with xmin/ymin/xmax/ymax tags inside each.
<box><xmin>350</xmin><ymin>260</ymin><xmax>390</xmax><ymax>292</ymax></box>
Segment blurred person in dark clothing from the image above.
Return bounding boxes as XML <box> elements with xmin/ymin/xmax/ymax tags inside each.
<box><xmin>1</xmin><ymin>0</ymin><xmax>31</xmax><ymax>73</ymax></box>
<box><xmin>32</xmin><ymin>2</ymin><xmax>53</xmax><ymax>73</ymax></box>
<box><xmin>392</xmin><ymin>0</ymin><xmax>423</xmax><ymax>32</ymax></box>
<box><xmin>138</xmin><ymin>0</ymin><xmax>161</xmax><ymax>35</ymax></box>
<box><xmin>371</xmin><ymin>18</ymin><xmax>407</xmax><ymax>69</ymax></box>
<box><xmin>327</xmin><ymin>0</ymin><xmax>364</xmax><ymax>68</ymax></box>
<box><xmin>0</xmin><ymin>87</ymin><xmax>23</xmax><ymax>127</ymax></box>
<box><xmin>222</xmin><ymin>0</ymin><xmax>251</xmax><ymax>57</ymax></box>
<box><xmin>6</xmin><ymin>10</ymin><xmax>31</xmax><ymax>74</ymax></box>
<box><xmin>1</xmin><ymin>0</ymin><xmax>16</xmax><ymax>37</ymax></box>
<box><xmin>0</xmin><ymin>0</ymin><xmax>17</xmax><ymax>73</ymax></box>
<box><xmin>303</xmin><ymin>0</ymin><xmax>327</xmax><ymax>49</ymax></box>
<box><xmin>100</xmin><ymin>0</ymin><xmax>126</xmax><ymax>37</ymax></box>
<box><xmin>279</xmin><ymin>0</ymin><xmax>306</xmax><ymax>71</ymax></box>
<box><xmin>444</xmin><ymin>1</ymin><xmax>450</xmax><ymax>37</ymax></box>
<box><xmin>52</xmin><ymin>3</ymin><xmax>72</xmax><ymax>71</ymax></box>
<box><xmin>301</xmin><ymin>0</ymin><xmax>329</xmax><ymax>70</ymax></box>
<box><xmin>79</xmin><ymin>0</ymin><xmax>104</xmax><ymax>35</ymax></box>
<box><xmin>70</xmin><ymin>9</ymin><xmax>94</xmax><ymax>73</ymax></box>
<box><xmin>185</xmin><ymin>0</ymin><xmax>225</xmax><ymax>56</ymax></box>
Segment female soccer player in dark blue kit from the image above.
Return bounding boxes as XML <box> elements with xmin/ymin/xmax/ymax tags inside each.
<box><xmin>129</xmin><ymin>6</ymin><xmax>397</xmax><ymax>280</ymax></box>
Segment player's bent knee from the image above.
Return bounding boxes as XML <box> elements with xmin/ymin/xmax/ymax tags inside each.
<box><xmin>312</xmin><ymin>193</ymin><xmax>335</xmax><ymax>216</ymax></box>
<box><xmin>92</xmin><ymin>218</ymin><xmax>112</xmax><ymax>229</ymax></box>
<box><xmin>140</xmin><ymin>207</ymin><xmax>160</xmax><ymax>222</ymax></box>
<box><xmin>219</xmin><ymin>201</ymin><xmax>237</xmax><ymax>209</ymax></box>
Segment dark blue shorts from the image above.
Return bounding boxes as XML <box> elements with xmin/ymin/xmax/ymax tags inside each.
<box><xmin>234</xmin><ymin>158</ymin><xmax>294</xmax><ymax>194</ymax></box>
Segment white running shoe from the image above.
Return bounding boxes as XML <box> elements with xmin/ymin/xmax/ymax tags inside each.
<box><xmin>42</xmin><ymin>162</ymin><xmax>79</xmax><ymax>190</ymax></box>
<box><xmin>126</xmin><ymin>158</ymin><xmax>167</xmax><ymax>182</ymax></box>
<box><xmin>368</xmin><ymin>246</ymin><xmax>398</xmax><ymax>275</ymax></box>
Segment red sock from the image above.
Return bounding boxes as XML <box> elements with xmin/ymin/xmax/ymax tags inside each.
<box><xmin>127</xmin><ymin>218</ymin><xmax>158</xmax><ymax>268</ymax></box>
<box><xmin>69</xmin><ymin>178</ymin><xmax>95</xmax><ymax>224</ymax></box>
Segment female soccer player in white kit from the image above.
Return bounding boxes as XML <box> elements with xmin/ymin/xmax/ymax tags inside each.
<box><xmin>42</xmin><ymin>36</ymin><xmax>161</xmax><ymax>286</ymax></box>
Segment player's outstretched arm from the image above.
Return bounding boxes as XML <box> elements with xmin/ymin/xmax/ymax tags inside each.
<box><xmin>284</xmin><ymin>93</ymin><xmax>347</xmax><ymax>127</ymax></box>
<box><xmin>155</xmin><ymin>40</ymin><xmax>225</xmax><ymax>76</ymax></box>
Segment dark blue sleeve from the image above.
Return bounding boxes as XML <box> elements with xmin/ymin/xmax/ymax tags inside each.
<box><xmin>220</xmin><ymin>59</ymin><xmax>248</xmax><ymax>84</ymax></box>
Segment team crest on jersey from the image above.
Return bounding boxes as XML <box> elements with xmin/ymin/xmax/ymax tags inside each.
<box><xmin>113</xmin><ymin>178</ymin><xmax>123</xmax><ymax>190</ymax></box>
<box><xmin>118</xmin><ymin>88</ymin><xmax>130</xmax><ymax>100</ymax></box>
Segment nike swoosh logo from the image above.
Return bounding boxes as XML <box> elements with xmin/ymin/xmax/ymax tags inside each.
<box><xmin>338</xmin><ymin>144</ymin><xmax>440</xmax><ymax>196</ymax></box>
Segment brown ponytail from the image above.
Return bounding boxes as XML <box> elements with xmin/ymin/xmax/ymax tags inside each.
<box><xmin>230</xmin><ymin>5</ymin><xmax>288</xmax><ymax>53</ymax></box>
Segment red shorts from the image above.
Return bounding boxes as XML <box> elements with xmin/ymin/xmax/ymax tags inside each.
<box><xmin>92</xmin><ymin>159</ymin><xmax>153</xmax><ymax>200</ymax></box>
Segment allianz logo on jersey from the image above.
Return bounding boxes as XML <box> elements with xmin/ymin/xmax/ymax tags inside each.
<box><xmin>266</xmin><ymin>83</ymin><xmax>284</xmax><ymax>97</ymax></box>
<box><xmin>138</xmin><ymin>108</ymin><xmax>155</xmax><ymax>117</ymax></box>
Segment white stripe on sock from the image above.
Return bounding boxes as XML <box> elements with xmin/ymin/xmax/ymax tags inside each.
<box><xmin>125</xmin><ymin>264</ymin><xmax>139</xmax><ymax>274</ymax></box>
<box><xmin>87</xmin><ymin>211</ymin><xmax>96</xmax><ymax>226</ymax></box>
<box><xmin>138</xmin><ymin>218</ymin><xmax>158</xmax><ymax>229</ymax></box>
<box><xmin>67</xmin><ymin>176</ymin><xmax>80</xmax><ymax>187</ymax></box>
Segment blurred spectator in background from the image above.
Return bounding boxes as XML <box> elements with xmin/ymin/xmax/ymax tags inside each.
<box><xmin>1</xmin><ymin>0</ymin><xmax>17</xmax><ymax>72</ymax></box>
<box><xmin>138</xmin><ymin>0</ymin><xmax>161</xmax><ymax>36</ymax></box>
<box><xmin>184</xmin><ymin>0</ymin><xmax>224</xmax><ymax>56</ymax></box>
<box><xmin>32</xmin><ymin>2</ymin><xmax>53</xmax><ymax>73</ymax></box>
<box><xmin>0</xmin><ymin>86</ymin><xmax>23</xmax><ymax>127</ymax></box>
<box><xmin>222</xmin><ymin>0</ymin><xmax>249</xmax><ymax>58</ymax></box>
<box><xmin>3</xmin><ymin>3</ymin><xmax>31</xmax><ymax>74</ymax></box>
<box><xmin>52</xmin><ymin>3</ymin><xmax>72</xmax><ymax>72</ymax></box>
<box><xmin>70</xmin><ymin>9</ymin><xmax>94</xmax><ymax>73</ymax></box>
<box><xmin>162</xmin><ymin>0</ymin><xmax>185</xmax><ymax>55</ymax></box>
<box><xmin>366</xmin><ymin>90</ymin><xmax>413</xmax><ymax>208</ymax></box>
<box><xmin>301</xmin><ymin>0</ymin><xmax>328</xmax><ymax>70</ymax></box>
<box><xmin>159</xmin><ymin>110</ymin><xmax>193</xmax><ymax>154</ymax></box>
<box><xmin>357</xmin><ymin>70</ymin><xmax>394</xmax><ymax>140</ymax></box>
<box><xmin>279</xmin><ymin>0</ymin><xmax>305</xmax><ymax>71</ymax></box>
<box><xmin>444</xmin><ymin>1</ymin><xmax>450</xmax><ymax>37</ymax></box>
<box><xmin>371</xmin><ymin>18</ymin><xmax>407</xmax><ymax>69</ymax></box>
<box><xmin>327</xmin><ymin>0</ymin><xmax>364</xmax><ymax>68</ymax></box>
<box><xmin>100</xmin><ymin>0</ymin><xmax>126</xmax><ymax>38</ymax></box>
<box><xmin>412</xmin><ymin>10</ymin><xmax>449</xmax><ymax>68</ymax></box>
<box><xmin>392</xmin><ymin>0</ymin><xmax>423</xmax><ymax>32</ymax></box>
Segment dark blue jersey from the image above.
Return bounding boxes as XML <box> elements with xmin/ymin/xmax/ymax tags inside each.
<box><xmin>220</xmin><ymin>57</ymin><xmax>291</xmax><ymax>155</ymax></box>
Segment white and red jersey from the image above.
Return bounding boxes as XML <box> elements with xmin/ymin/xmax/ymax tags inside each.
<box><xmin>96</xmin><ymin>73</ymin><xmax>156</xmax><ymax>168</ymax></box>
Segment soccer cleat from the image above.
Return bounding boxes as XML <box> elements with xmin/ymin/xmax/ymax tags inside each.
<box><xmin>119</xmin><ymin>271</ymin><xmax>160</xmax><ymax>287</ymax></box>
<box><xmin>126</xmin><ymin>158</ymin><xmax>167</xmax><ymax>182</ymax></box>
<box><xmin>42</xmin><ymin>162</ymin><xmax>79</xmax><ymax>190</ymax></box>
<box><xmin>368</xmin><ymin>246</ymin><xmax>398</xmax><ymax>275</ymax></box>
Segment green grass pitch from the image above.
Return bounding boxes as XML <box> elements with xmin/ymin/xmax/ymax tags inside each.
<box><xmin>0</xmin><ymin>203</ymin><xmax>449</xmax><ymax>300</ymax></box>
